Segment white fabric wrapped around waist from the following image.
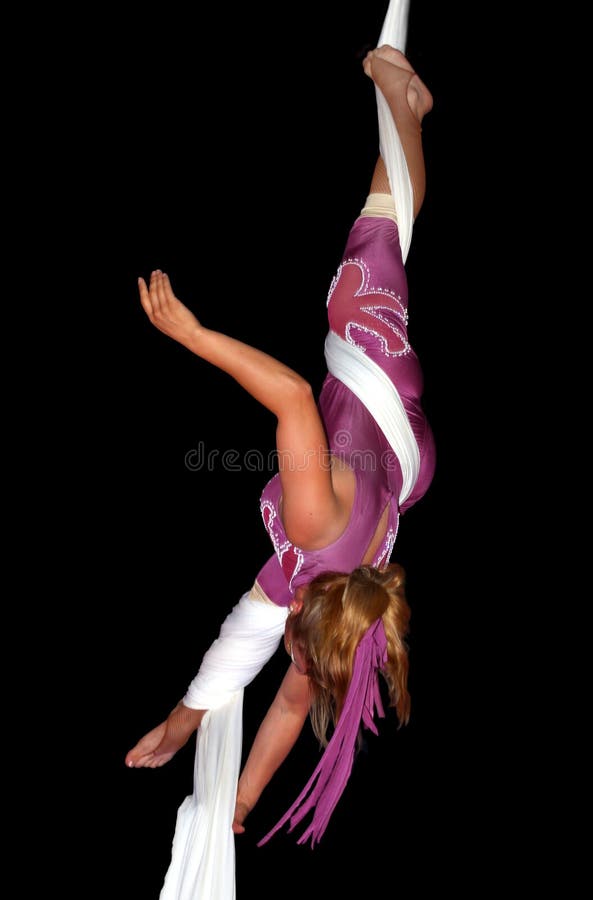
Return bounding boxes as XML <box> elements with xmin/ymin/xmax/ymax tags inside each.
<box><xmin>183</xmin><ymin>584</ymin><xmax>289</xmax><ymax>710</ymax></box>
<box><xmin>324</xmin><ymin>329</ymin><xmax>420</xmax><ymax>505</ymax></box>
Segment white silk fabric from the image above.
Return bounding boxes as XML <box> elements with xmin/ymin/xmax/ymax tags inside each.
<box><xmin>183</xmin><ymin>590</ymin><xmax>288</xmax><ymax>710</ymax></box>
<box><xmin>159</xmin><ymin>591</ymin><xmax>287</xmax><ymax>900</ymax></box>
<box><xmin>376</xmin><ymin>0</ymin><xmax>414</xmax><ymax>263</ymax></box>
<box><xmin>324</xmin><ymin>330</ymin><xmax>420</xmax><ymax>505</ymax></box>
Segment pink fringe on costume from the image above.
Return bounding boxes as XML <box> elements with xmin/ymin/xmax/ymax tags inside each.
<box><xmin>257</xmin><ymin>618</ymin><xmax>388</xmax><ymax>848</ymax></box>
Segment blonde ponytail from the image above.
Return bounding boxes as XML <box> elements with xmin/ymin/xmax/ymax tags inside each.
<box><xmin>290</xmin><ymin>563</ymin><xmax>410</xmax><ymax>746</ymax></box>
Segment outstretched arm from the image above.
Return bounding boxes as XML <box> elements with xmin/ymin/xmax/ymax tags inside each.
<box><xmin>125</xmin><ymin>702</ymin><xmax>206</xmax><ymax>769</ymax></box>
<box><xmin>139</xmin><ymin>270</ymin><xmax>314</xmax><ymax>420</ymax></box>
<box><xmin>139</xmin><ymin>270</ymin><xmax>348</xmax><ymax>548</ymax></box>
<box><xmin>232</xmin><ymin>664</ymin><xmax>311</xmax><ymax>834</ymax></box>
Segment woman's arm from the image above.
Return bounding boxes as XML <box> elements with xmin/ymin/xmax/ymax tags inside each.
<box><xmin>139</xmin><ymin>270</ymin><xmax>313</xmax><ymax>418</ymax></box>
<box><xmin>232</xmin><ymin>663</ymin><xmax>311</xmax><ymax>834</ymax></box>
<box><xmin>139</xmin><ymin>271</ymin><xmax>348</xmax><ymax>547</ymax></box>
<box><xmin>125</xmin><ymin>702</ymin><xmax>205</xmax><ymax>769</ymax></box>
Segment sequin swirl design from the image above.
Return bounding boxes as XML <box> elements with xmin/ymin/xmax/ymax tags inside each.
<box><xmin>373</xmin><ymin>519</ymin><xmax>399</xmax><ymax>570</ymax></box>
<box><xmin>327</xmin><ymin>257</ymin><xmax>410</xmax><ymax>357</ymax></box>
<box><xmin>261</xmin><ymin>497</ymin><xmax>304</xmax><ymax>593</ymax></box>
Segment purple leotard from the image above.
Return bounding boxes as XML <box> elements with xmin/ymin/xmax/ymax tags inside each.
<box><xmin>257</xmin><ymin>215</ymin><xmax>436</xmax><ymax>606</ymax></box>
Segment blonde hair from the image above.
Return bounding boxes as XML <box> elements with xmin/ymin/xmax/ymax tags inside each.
<box><xmin>290</xmin><ymin>563</ymin><xmax>410</xmax><ymax>747</ymax></box>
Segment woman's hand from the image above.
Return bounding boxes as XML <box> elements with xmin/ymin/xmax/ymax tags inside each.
<box><xmin>232</xmin><ymin>798</ymin><xmax>252</xmax><ymax>835</ymax></box>
<box><xmin>138</xmin><ymin>270</ymin><xmax>203</xmax><ymax>350</ymax></box>
<box><xmin>125</xmin><ymin>702</ymin><xmax>205</xmax><ymax>769</ymax></box>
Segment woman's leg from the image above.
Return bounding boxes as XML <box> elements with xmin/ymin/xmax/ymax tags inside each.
<box><xmin>364</xmin><ymin>47</ymin><xmax>433</xmax><ymax>218</ymax></box>
<box><xmin>321</xmin><ymin>48</ymin><xmax>435</xmax><ymax>509</ymax></box>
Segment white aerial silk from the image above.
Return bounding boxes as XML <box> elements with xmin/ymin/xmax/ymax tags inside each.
<box><xmin>376</xmin><ymin>0</ymin><xmax>414</xmax><ymax>263</ymax></box>
<box><xmin>183</xmin><ymin>588</ymin><xmax>288</xmax><ymax>711</ymax></box>
<box><xmin>159</xmin><ymin>590</ymin><xmax>288</xmax><ymax>900</ymax></box>
<box><xmin>159</xmin><ymin>694</ymin><xmax>243</xmax><ymax>900</ymax></box>
<box><xmin>158</xmin><ymin>3</ymin><xmax>413</xmax><ymax>897</ymax></box>
<box><xmin>324</xmin><ymin>330</ymin><xmax>420</xmax><ymax>505</ymax></box>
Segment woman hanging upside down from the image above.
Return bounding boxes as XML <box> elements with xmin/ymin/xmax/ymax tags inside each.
<box><xmin>126</xmin><ymin>41</ymin><xmax>435</xmax><ymax>893</ymax></box>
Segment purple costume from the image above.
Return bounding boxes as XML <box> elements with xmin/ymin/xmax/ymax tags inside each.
<box><xmin>256</xmin><ymin>214</ymin><xmax>435</xmax><ymax>605</ymax></box>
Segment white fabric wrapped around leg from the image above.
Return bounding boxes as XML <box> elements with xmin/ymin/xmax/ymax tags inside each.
<box><xmin>324</xmin><ymin>330</ymin><xmax>420</xmax><ymax>505</ymax></box>
<box><xmin>360</xmin><ymin>191</ymin><xmax>398</xmax><ymax>224</ymax></box>
<box><xmin>376</xmin><ymin>0</ymin><xmax>414</xmax><ymax>262</ymax></box>
<box><xmin>183</xmin><ymin>588</ymin><xmax>289</xmax><ymax>710</ymax></box>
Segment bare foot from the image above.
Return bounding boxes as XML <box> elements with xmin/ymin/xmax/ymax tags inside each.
<box><xmin>126</xmin><ymin>720</ymin><xmax>175</xmax><ymax>769</ymax></box>
<box><xmin>363</xmin><ymin>46</ymin><xmax>433</xmax><ymax>125</ymax></box>
<box><xmin>125</xmin><ymin>703</ymin><xmax>206</xmax><ymax>769</ymax></box>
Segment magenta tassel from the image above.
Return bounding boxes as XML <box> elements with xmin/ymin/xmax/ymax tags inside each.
<box><xmin>258</xmin><ymin>618</ymin><xmax>388</xmax><ymax>848</ymax></box>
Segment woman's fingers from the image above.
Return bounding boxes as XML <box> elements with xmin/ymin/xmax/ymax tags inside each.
<box><xmin>138</xmin><ymin>276</ymin><xmax>153</xmax><ymax>316</ymax></box>
<box><xmin>140</xmin><ymin>270</ymin><xmax>175</xmax><ymax>317</ymax></box>
<box><xmin>138</xmin><ymin>270</ymin><xmax>194</xmax><ymax>341</ymax></box>
<box><xmin>161</xmin><ymin>272</ymin><xmax>175</xmax><ymax>307</ymax></box>
<box><xmin>149</xmin><ymin>270</ymin><xmax>162</xmax><ymax>314</ymax></box>
<box><xmin>156</xmin><ymin>270</ymin><xmax>171</xmax><ymax>309</ymax></box>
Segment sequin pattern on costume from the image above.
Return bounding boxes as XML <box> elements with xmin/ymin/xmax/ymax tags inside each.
<box><xmin>373</xmin><ymin>520</ymin><xmax>399</xmax><ymax>570</ymax></box>
<box><xmin>327</xmin><ymin>257</ymin><xmax>410</xmax><ymax>358</ymax></box>
<box><xmin>261</xmin><ymin>496</ymin><xmax>304</xmax><ymax>593</ymax></box>
<box><xmin>256</xmin><ymin>215</ymin><xmax>435</xmax><ymax>606</ymax></box>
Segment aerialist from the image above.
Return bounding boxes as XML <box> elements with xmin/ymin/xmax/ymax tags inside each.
<box><xmin>127</xmin><ymin>33</ymin><xmax>435</xmax><ymax>899</ymax></box>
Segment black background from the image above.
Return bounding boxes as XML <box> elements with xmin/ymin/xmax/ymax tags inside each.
<box><xmin>38</xmin><ymin>1</ymin><xmax>530</xmax><ymax>896</ymax></box>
